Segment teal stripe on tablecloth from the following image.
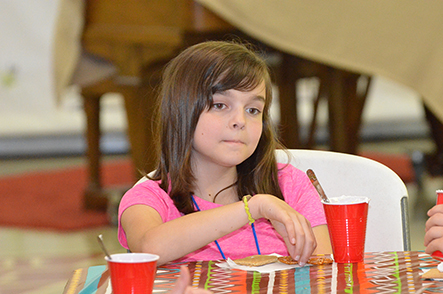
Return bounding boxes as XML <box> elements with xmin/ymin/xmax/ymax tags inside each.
<box><xmin>79</xmin><ymin>265</ymin><xmax>107</xmax><ymax>294</ymax></box>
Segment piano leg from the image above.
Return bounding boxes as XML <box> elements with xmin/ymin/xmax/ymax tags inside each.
<box><xmin>82</xmin><ymin>80</ymin><xmax>109</xmax><ymax>211</ymax></box>
<box><xmin>82</xmin><ymin>77</ymin><xmax>156</xmax><ymax>211</ymax></box>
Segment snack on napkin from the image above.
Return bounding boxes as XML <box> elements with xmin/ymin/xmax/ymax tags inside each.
<box><xmin>422</xmin><ymin>268</ymin><xmax>443</xmax><ymax>280</ymax></box>
<box><xmin>234</xmin><ymin>255</ymin><xmax>278</xmax><ymax>266</ymax></box>
<box><xmin>278</xmin><ymin>256</ymin><xmax>333</xmax><ymax>265</ymax></box>
<box><xmin>308</xmin><ymin>256</ymin><xmax>333</xmax><ymax>265</ymax></box>
<box><xmin>277</xmin><ymin>256</ymin><xmax>299</xmax><ymax>265</ymax></box>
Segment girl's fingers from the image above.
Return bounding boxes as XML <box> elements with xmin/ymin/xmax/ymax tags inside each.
<box><xmin>294</xmin><ymin>218</ymin><xmax>316</xmax><ymax>265</ymax></box>
<box><xmin>428</xmin><ymin>205</ymin><xmax>443</xmax><ymax>217</ymax></box>
<box><xmin>425</xmin><ymin>213</ymin><xmax>443</xmax><ymax>231</ymax></box>
<box><xmin>425</xmin><ymin>238</ymin><xmax>443</xmax><ymax>256</ymax></box>
<box><xmin>424</xmin><ymin>225</ymin><xmax>443</xmax><ymax>246</ymax></box>
<box><xmin>255</xmin><ymin>195</ymin><xmax>316</xmax><ymax>264</ymax></box>
<box><xmin>274</xmin><ymin>214</ymin><xmax>316</xmax><ymax>265</ymax></box>
<box><xmin>292</xmin><ymin>218</ymin><xmax>307</xmax><ymax>263</ymax></box>
<box><xmin>282</xmin><ymin>213</ymin><xmax>297</xmax><ymax>245</ymax></box>
<box><xmin>170</xmin><ymin>266</ymin><xmax>191</xmax><ymax>294</ymax></box>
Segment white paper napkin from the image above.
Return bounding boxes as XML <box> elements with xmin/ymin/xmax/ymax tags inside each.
<box><xmin>421</xmin><ymin>268</ymin><xmax>443</xmax><ymax>281</ymax></box>
<box><xmin>421</xmin><ymin>262</ymin><xmax>443</xmax><ymax>281</ymax></box>
<box><xmin>215</xmin><ymin>254</ymin><xmax>305</xmax><ymax>273</ymax></box>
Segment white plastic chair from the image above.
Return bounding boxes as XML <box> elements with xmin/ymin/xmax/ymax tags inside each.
<box><xmin>276</xmin><ymin>149</ymin><xmax>411</xmax><ymax>252</ymax></box>
<box><xmin>135</xmin><ymin>148</ymin><xmax>411</xmax><ymax>252</ymax></box>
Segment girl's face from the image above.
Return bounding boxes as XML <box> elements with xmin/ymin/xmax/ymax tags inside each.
<box><xmin>191</xmin><ymin>82</ymin><xmax>266</xmax><ymax>170</ymax></box>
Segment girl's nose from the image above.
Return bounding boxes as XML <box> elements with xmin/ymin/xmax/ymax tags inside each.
<box><xmin>231</xmin><ymin>109</ymin><xmax>246</xmax><ymax>130</ymax></box>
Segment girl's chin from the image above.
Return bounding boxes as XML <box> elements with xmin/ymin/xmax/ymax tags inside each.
<box><xmin>218</xmin><ymin>156</ymin><xmax>251</xmax><ymax>167</ymax></box>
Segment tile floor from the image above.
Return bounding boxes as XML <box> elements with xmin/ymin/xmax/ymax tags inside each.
<box><xmin>1</xmin><ymin>138</ymin><xmax>443</xmax><ymax>293</ymax></box>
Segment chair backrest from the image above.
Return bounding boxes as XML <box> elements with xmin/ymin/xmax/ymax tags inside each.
<box><xmin>276</xmin><ymin>149</ymin><xmax>411</xmax><ymax>252</ymax></box>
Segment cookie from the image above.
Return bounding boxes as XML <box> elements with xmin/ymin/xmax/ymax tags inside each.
<box><xmin>278</xmin><ymin>256</ymin><xmax>334</xmax><ymax>265</ymax></box>
<box><xmin>233</xmin><ymin>255</ymin><xmax>278</xmax><ymax>266</ymax></box>
<box><xmin>308</xmin><ymin>256</ymin><xmax>333</xmax><ymax>265</ymax></box>
<box><xmin>422</xmin><ymin>268</ymin><xmax>443</xmax><ymax>280</ymax></box>
<box><xmin>277</xmin><ymin>256</ymin><xmax>299</xmax><ymax>265</ymax></box>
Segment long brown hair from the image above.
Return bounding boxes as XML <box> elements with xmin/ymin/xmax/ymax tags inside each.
<box><xmin>150</xmin><ymin>41</ymin><xmax>285</xmax><ymax>214</ymax></box>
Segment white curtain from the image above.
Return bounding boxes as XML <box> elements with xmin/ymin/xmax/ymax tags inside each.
<box><xmin>0</xmin><ymin>0</ymin><xmax>83</xmax><ymax>136</ymax></box>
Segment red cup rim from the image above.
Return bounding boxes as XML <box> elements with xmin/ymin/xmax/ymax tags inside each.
<box><xmin>322</xmin><ymin>196</ymin><xmax>370</xmax><ymax>205</ymax></box>
<box><xmin>105</xmin><ymin>253</ymin><xmax>160</xmax><ymax>263</ymax></box>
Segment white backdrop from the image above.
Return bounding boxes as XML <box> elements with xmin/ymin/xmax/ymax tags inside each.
<box><xmin>0</xmin><ymin>0</ymin><xmax>60</xmax><ymax>135</ymax></box>
<box><xmin>0</xmin><ymin>0</ymin><xmax>125</xmax><ymax>138</ymax></box>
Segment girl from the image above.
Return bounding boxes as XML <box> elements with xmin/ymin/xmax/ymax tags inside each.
<box><xmin>118</xmin><ymin>41</ymin><xmax>332</xmax><ymax>266</ymax></box>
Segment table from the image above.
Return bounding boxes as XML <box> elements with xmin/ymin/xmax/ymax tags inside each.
<box><xmin>64</xmin><ymin>251</ymin><xmax>443</xmax><ymax>293</ymax></box>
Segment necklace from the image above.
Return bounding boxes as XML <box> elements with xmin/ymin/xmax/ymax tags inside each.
<box><xmin>191</xmin><ymin>195</ymin><xmax>261</xmax><ymax>259</ymax></box>
<box><xmin>209</xmin><ymin>182</ymin><xmax>237</xmax><ymax>203</ymax></box>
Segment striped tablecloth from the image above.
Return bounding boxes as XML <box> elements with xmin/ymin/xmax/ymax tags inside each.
<box><xmin>64</xmin><ymin>251</ymin><xmax>443</xmax><ymax>293</ymax></box>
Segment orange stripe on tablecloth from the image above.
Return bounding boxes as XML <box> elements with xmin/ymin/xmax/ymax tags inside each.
<box><xmin>63</xmin><ymin>268</ymin><xmax>83</xmax><ymax>294</ymax></box>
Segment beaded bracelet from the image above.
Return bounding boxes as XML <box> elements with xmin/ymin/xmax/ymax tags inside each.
<box><xmin>242</xmin><ymin>195</ymin><xmax>255</xmax><ymax>225</ymax></box>
<box><xmin>242</xmin><ymin>195</ymin><xmax>261</xmax><ymax>254</ymax></box>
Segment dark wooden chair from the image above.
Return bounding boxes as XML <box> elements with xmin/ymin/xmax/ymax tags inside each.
<box><xmin>274</xmin><ymin>52</ymin><xmax>372</xmax><ymax>154</ymax></box>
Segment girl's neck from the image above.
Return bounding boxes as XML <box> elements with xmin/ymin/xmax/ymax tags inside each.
<box><xmin>192</xmin><ymin>164</ymin><xmax>238</xmax><ymax>204</ymax></box>
<box><xmin>194</xmin><ymin>184</ymin><xmax>238</xmax><ymax>204</ymax></box>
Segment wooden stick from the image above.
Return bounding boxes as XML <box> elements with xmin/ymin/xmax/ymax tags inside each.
<box><xmin>306</xmin><ymin>169</ymin><xmax>329</xmax><ymax>203</ymax></box>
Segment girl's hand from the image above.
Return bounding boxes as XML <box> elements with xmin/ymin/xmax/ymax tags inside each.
<box><xmin>249</xmin><ymin>194</ymin><xmax>317</xmax><ymax>266</ymax></box>
<box><xmin>424</xmin><ymin>205</ymin><xmax>443</xmax><ymax>255</ymax></box>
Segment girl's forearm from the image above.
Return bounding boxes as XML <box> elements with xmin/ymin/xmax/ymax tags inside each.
<box><xmin>139</xmin><ymin>200</ymin><xmax>251</xmax><ymax>264</ymax></box>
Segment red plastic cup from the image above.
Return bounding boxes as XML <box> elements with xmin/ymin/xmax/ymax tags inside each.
<box><xmin>323</xmin><ymin>196</ymin><xmax>370</xmax><ymax>263</ymax></box>
<box><xmin>432</xmin><ymin>190</ymin><xmax>443</xmax><ymax>259</ymax></box>
<box><xmin>106</xmin><ymin>253</ymin><xmax>159</xmax><ymax>294</ymax></box>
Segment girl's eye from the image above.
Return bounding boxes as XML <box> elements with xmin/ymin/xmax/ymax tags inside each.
<box><xmin>247</xmin><ymin>108</ymin><xmax>262</xmax><ymax>115</ymax></box>
<box><xmin>212</xmin><ymin>103</ymin><xmax>226</xmax><ymax>110</ymax></box>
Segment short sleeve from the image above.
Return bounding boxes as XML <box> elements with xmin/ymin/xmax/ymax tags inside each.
<box><xmin>277</xmin><ymin>163</ymin><xmax>327</xmax><ymax>227</ymax></box>
<box><xmin>117</xmin><ymin>180</ymin><xmax>182</xmax><ymax>249</ymax></box>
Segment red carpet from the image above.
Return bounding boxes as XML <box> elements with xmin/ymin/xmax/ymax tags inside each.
<box><xmin>0</xmin><ymin>159</ymin><xmax>135</xmax><ymax>231</ymax></box>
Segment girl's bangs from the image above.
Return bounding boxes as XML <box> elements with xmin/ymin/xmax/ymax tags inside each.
<box><xmin>212</xmin><ymin>64</ymin><xmax>265</xmax><ymax>94</ymax></box>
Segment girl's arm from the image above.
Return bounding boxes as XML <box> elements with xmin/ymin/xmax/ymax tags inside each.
<box><xmin>121</xmin><ymin>194</ymin><xmax>317</xmax><ymax>265</ymax></box>
<box><xmin>121</xmin><ymin>200</ymin><xmax>249</xmax><ymax>265</ymax></box>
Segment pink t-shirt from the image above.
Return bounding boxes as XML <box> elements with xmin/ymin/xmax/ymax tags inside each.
<box><xmin>118</xmin><ymin>163</ymin><xmax>326</xmax><ymax>262</ymax></box>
